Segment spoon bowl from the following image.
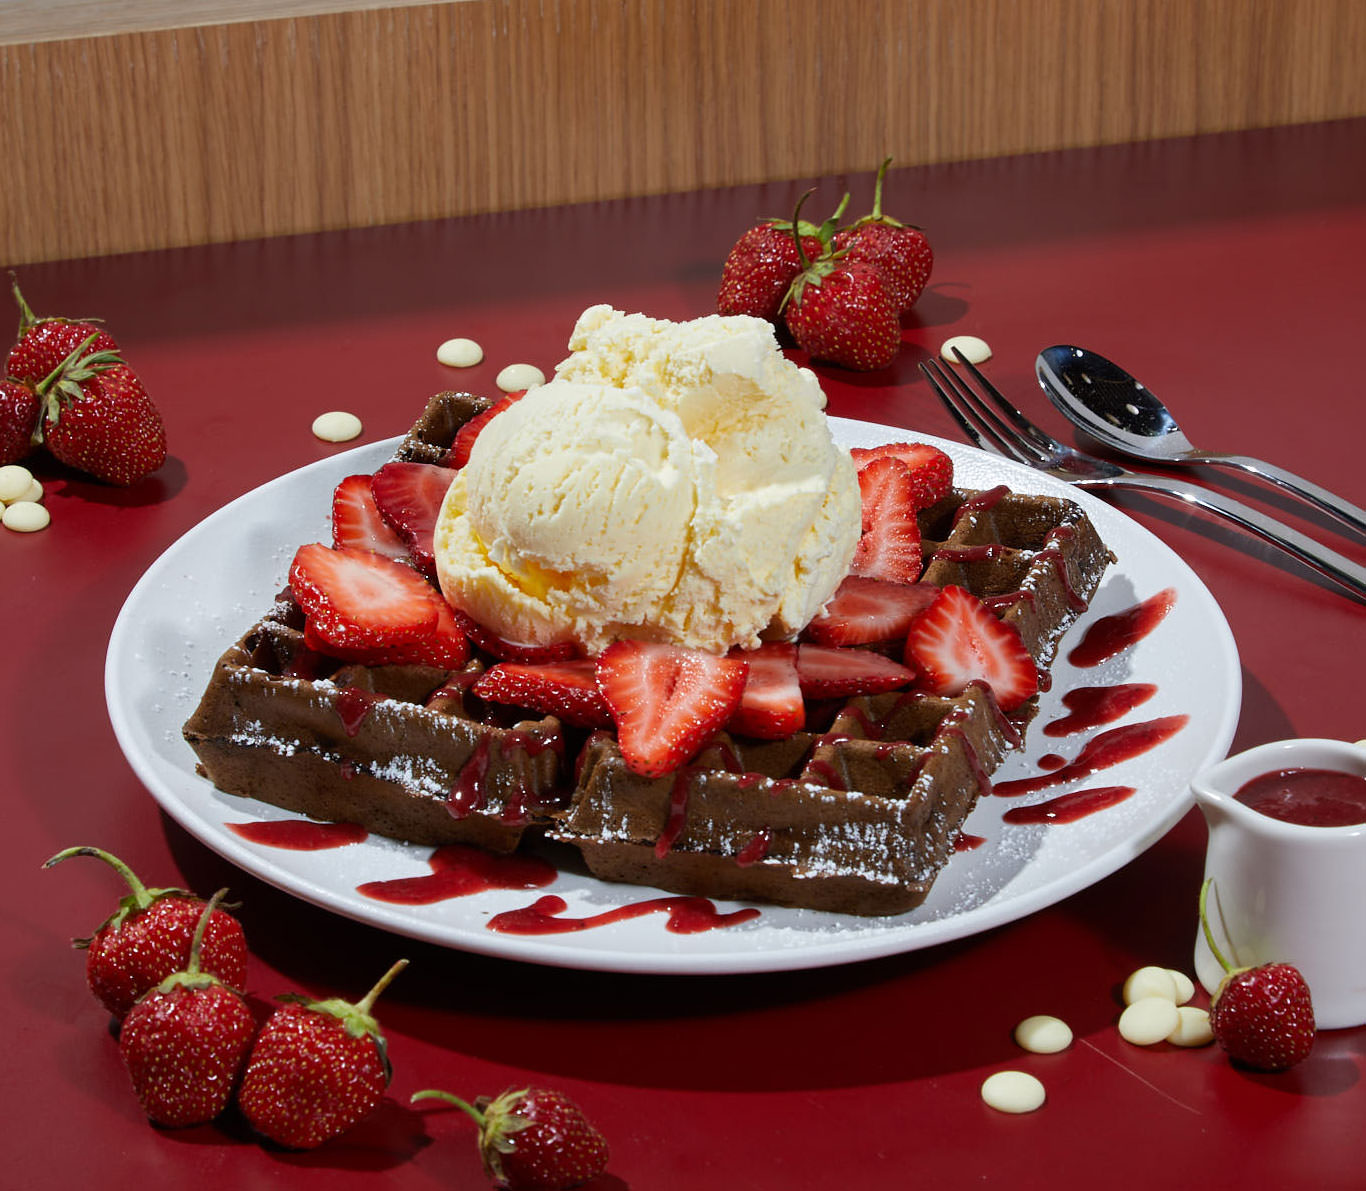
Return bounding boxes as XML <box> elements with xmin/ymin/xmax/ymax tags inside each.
<box><xmin>1037</xmin><ymin>345</ymin><xmax>1366</xmax><ymax>539</ymax></box>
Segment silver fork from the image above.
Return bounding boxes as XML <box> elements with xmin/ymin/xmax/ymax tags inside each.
<box><xmin>920</xmin><ymin>352</ymin><xmax>1366</xmax><ymax>603</ymax></box>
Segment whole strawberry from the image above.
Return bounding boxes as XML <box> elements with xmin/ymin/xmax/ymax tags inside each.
<box><xmin>412</xmin><ymin>1085</ymin><xmax>609</xmax><ymax>1190</ymax></box>
<box><xmin>0</xmin><ymin>378</ymin><xmax>40</xmax><ymax>465</ymax></box>
<box><xmin>37</xmin><ymin>337</ymin><xmax>166</xmax><ymax>485</ymax></box>
<box><xmin>832</xmin><ymin>157</ymin><xmax>934</xmax><ymax>313</ymax></box>
<box><xmin>117</xmin><ymin>891</ymin><xmax>256</xmax><ymax>1127</ymax></box>
<box><xmin>6</xmin><ymin>277</ymin><xmax>120</xmax><ymax>385</ymax></box>
<box><xmin>716</xmin><ymin>193</ymin><xmax>846</xmax><ymax>321</ymax></box>
<box><xmin>44</xmin><ymin>845</ymin><xmax>248</xmax><ymax>1021</ymax></box>
<box><xmin>1200</xmin><ymin>879</ymin><xmax>1316</xmax><ymax>1071</ymax></box>
<box><xmin>237</xmin><ymin>958</ymin><xmax>408</xmax><ymax>1149</ymax></box>
<box><xmin>783</xmin><ymin>250</ymin><xmax>901</xmax><ymax>372</ymax></box>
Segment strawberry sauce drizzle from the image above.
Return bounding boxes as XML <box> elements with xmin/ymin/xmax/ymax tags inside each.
<box><xmin>227</xmin><ymin>819</ymin><xmax>369</xmax><ymax>850</ymax></box>
<box><xmin>357</xmin><ymin>844</ymin><xmax>556</xmax><ymax>904</ymax></box>
<box><xmin>1042</xmin><ymin>683</ymin><xmax>1158</xmax><ymax>737</ymax></box>
<box><xmin>953</xmin><ymin>832</ymin><xmax>986</xmax><ymax>852</ymax></box>
<box><xmin>336</xmin><ymin>686</ymin><xmax>386</xmax><ymax>736</ymax></box>
<box><xmin>1068</xmin><ymin>588</ymin><xmax>1177</xmax><ymax>667</ymax></box>
<box><xmin>1002</xmin><ymin>785</ymin><xmax>1136</xmax><ymax>824</ymax></box>
<box><xmin>447</xmin><ymin>737</ymin><xmax>492</xmax><ymax>819</ymax></box>
<box><xmin>735</xmin><ymin>827</ymin><xmax>773</xmax><ymax>866</ymax></box>
<box><xmin>994</xmin><ymin>715</ymin><xmax>1189</xmax><ymax>797</ymax></box>
<box><xmin>655</xmin><ymin>770</ymin><xmax>692</xmax><ymax>858</ymax></box>
<box><xmin>486</xmin><ymin>893</ymin><xmax>761</xmax><ymax>935</ymax></box>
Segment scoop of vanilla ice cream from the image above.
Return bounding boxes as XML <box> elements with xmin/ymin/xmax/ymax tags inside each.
<box><xmin>433</xmin><ymin>306</ymin><xmax>860</xmax><ymax>654</ymax></box>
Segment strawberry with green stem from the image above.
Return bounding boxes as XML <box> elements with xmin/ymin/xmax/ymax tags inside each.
<box><xmin>6</xmin><ymin>276</ymin><xmax>119</xmax><ymax>385</ymax></box>
<box><xmin>117</xmin><ymin>890</ymin><xmax>256</xmax><ymax>1127</ymax></box>
<box><xmin>717</xmin><ymin>192</ymin><xmax>848</xmax><ymax>322</ymax></box>
<box><xmin>1199</xmin><ymin>878</ymin><xmax>1316</xmax><ymax>1071</ymax></box>
<box><xmin>44</xmin><ymin>845</ymin><xmax>248</xmax><ymax>1021</ymax></box>
<box><xmin>237</xmin><ymin>958</ymin><xmax>408</xmax><ymax>1149</ymax></box>
<box><xmin>412</xmin><ymin>1085</ymin><xmax>609</xmax><ymax>1191</ymax></box>
<box><xmin>833</xmin><ymin>157</ymin><xmax>934</xmax><ymax>313</ymax></box>
<box><xmin>781</xmin><ymin>196</ymin><xmax>901</xmax><ymax>372</ymax></box>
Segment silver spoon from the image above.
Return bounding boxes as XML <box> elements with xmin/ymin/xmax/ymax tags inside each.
<box><xmin>1036</xmin><ymin>345</ymin><xmax>1366</xmax><ymax>541</ymax></box>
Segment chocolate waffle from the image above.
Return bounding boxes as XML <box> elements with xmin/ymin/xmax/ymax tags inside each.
<box><xmin>183</xmin><ymin>391</ymin><xmax>1112</xmax><ymax>916</ymax></box>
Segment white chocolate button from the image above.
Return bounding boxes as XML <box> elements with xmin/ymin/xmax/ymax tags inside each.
<box><xmin>981</xmin><ymin>1070</ymin><xmax>1046</xmax><ymax>1114</ymax></box>
<box><xmin>1123</xmin><ymin>965</ymin><xmax>1179</xmax><ymax>1005</ymax></box>
<box><xmin>312</xmin><ymin>411</ymin><xmax>363</xmax><ymax>443</ymax></box>
<box><xmin>1013</xmin><ymin>1015</ymin><xmax>1073</xmax><ymax>1054</ymax></box>
<box><xmin>2</xmin><ymin>500</ymin><xmax>49</xmax><ymax>532</ymax></box>
<box><xmin>1166</xmin><ymin>969</ymin><xmax>1196</xmax><ymax>1005</ymax></box>
<box><xmin>0</xmin><ymin>464</ymin><xmax>34</xmax><ymax>503</ymax></box>
<box><xmin>1118</xmin><ymin>996</ymin><xmax>1180</xmax><ymax>1045</ymax></box>
<box><xmin>940</xmin><ymin>334</ymin><xmax>992</xmax><ymax>365</ymax></box>
<box><xmin>436</xmin><ymin>337</ymin><xmax>484</xmax><ymax>367</ymax></box>
<box><xmin>1165</xmin><ymin>1005</ymin><xmax>1214</xmax><ymax>1048</ymax></box>
<box><xmin>19</xmin><ymin>476</ymin><xmax>42</xmax><ymax>503</ymax></box>
<box><xmin>495</xmin><ymin>363</ymin><xmax>546</xmax><ymax>392</ymax></box>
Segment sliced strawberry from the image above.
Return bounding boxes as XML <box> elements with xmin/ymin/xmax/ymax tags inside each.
<box><xmin>729</xmin><ymin>642</ymin><xmax>804</xmax><ymax>740</ymax></box>
<box><xmin>795</xmin><ymin>644</ymin><xmax>915</xmax><ymax>698</ymax></box>
<box><xmin>332</xmin><ymin>474</ymin><xmax>409</xmax><ymax>559</ymax></box>
<box><xmin>303</xmin><ymin>592</ymin><xmax>469</xmax><ymax>670</ymax></box>
<box><xmin>288</xmin><ymin>543</ymin><xmax>438</xmax><ymax>652</ymax></box>
<box><xmin>596</xmin><ymin>641</ymin><xmax>749</xmax><ymax>777</ymax></box>
<box><xmin>904</xmin><ymin>584</ymin><xmax>1038</xmax><ymax>711</ymax></box>
<box><xmin>445</xmin><ymin>390</ymin><xmax>526</xmax><ymax>469</ymax></box>
<box><xmin>850</xmin><ymin>441</ymin><xmax>953</xmax><ymax>507</ymax></box>
<box><xmin>448</xmin><ymin>608</ymin><xmax>580</xmax><ymax>664</ymax></box>
<box><xmin>370</xmin><ymin>461</ymin><xmax>459</xmax><ymax>577</ymax></box>
<box><xmin>473</xmin><ymin>658</ymin><xmax>611</xmax><ymax>728</ymax></box>
<box><xmin>850</xmin><ymin>455</ymin><xmax>923</xmax><ymax>583</ymax></box>
<box><xmin>804</xmin><ymin>575</ymin><xmax>938</xmax><ymax>646</ymax></box>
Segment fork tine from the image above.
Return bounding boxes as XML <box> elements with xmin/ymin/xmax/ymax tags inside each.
<box><xmin>950</xmin><ymin>348</ymin><xmax>1060</xmax><ymax>456</ymax></box>
<box><xmin>919</xmin><ymin>359</ymin><xmax>1040</xmax><ymax>466</ymax></box>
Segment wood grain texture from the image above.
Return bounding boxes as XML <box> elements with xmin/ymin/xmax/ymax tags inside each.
<box><xmin>4</xmin><ymin>0</ymin><xmax>1365</xmax><ymax>265</ymax></box>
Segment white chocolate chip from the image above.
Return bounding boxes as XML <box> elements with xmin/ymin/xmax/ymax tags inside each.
<box><xmin>496</xmin><ymin>363</ymin><xmax>546</xmax><ymax>392</ymax></box>
<box><xmin>1123</xmin><ymin>965</ymin><xmax>1179</xmax><ymax>1005</ymax></box>
<box><xmin>311</xmin><ymin>411</ymin><xmax>363</xmax><ymax>443</ymax></box>
<box><xmin>1166</xmin><ymin>969</ymin><xmax>1196</xmax><ymax>1005</ymax></box>
<box><xmin>436</xmin><ymin>337</ymin><xmax>484</xmax><ymax>368</ymax></box>
<box><xmin>1118</xmin><ymin>996</ymin><xmax>1180</xmax><ymax>1045</ymax></box>
<box><xmin>980</xmin><ymin>1070</ymin><xmax>1046</xmax><ymax>1114</ymax></box>
<box><xmin>2</xmin><ymin>500</ymin><xmax>50</xmax><ymax>532</ymax></box>
<box><xmin>0</xmin><ymin>463</ymin><xmax>34</xmax><ymax>503</ymax></box>
<box><xmin>19</xmin><ymin>476</ymin><xmax>42</xmax><ymax>503</ymax></box>
<box><xmin>940</xmin><ymin>334</ymin><xmax>992</xmax><ymax>365</ymax></box>
<box><xmin>1013</xmin><ymin>1015</ymin><xmax>1073</xmax><ymax>1054</ymax></box>
<box><xmin>1165</xmin><ymin>1005</ymin><xmax>1214</xmax><ymax>1048</ymax></box>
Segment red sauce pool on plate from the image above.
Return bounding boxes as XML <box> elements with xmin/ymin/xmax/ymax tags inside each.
<box><xmin>227</xmin><ymin>820</ymin><xmax>369</xmax><ymax>850</ymax></box>
<box><xmin>1234</xmin><ymin>767</ymin><xmax>1366</xmax><ymax>827</ymax></box>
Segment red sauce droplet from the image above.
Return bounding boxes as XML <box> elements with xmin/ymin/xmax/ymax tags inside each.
<box><xmin>336</xmin><ymin>686</ymin><xmax>386</xmax><ymax>736</ymax></box>
<box><xmin>358</xmin><ymin>843</ymin><xmax>556</xmax><ymax>904</ymax></box>
<box><xmin>1003</xmin><ymin>785</ymin><xmax>1136</xmax><ymax>824</ymax></box>
<box><xmin>994</xmin><ymin>715</ymin><xmax>1189</xmax><ymax>797</ymax></box>
<box><xmin>1037</xmin><ymin>753</ymin><xmax>1067</xmax><ymax>771</ymax></box>
<box><xmin>487</xmin><ymin>893</ymin><xmax>761</xmax><ymax>935</ymax></box>
<box><xmin>735</xmin><ymin>827</ymin><xmax>772</xmax><ymax>866</ymax></box>
<box><xmin>953</xmin><ymin>832</ymin><xmax>986</xmax><ymax>852</ymax></box>
<box><xmin>227</xmin><ymin>819</ymin><xmax>369</xmax><ymax>850</ymax></box>
<box><xmin>1234</xmin><ymin>767</ymin><xmax>1366</xmax><ymax>827</ymax></box>
<box><xmin>1068</xmin><ymin>588</ymin><xmax>1177</xmax><ymax>667</ymax></box>
<box><xmin>1043</xmin><ymin>683</ymin><xmax>1158</xmax><ymax>737</ymax></box>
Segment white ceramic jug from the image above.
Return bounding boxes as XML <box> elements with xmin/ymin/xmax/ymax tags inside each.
<box><xmin>1192</xmin><ymin>738</ymin><xmax>1366</xmax><ymax>1031</ymax></box>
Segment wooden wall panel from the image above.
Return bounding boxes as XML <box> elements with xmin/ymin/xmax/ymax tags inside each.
<box><xmin>3</xmin><ymin>0</ymin><xmax>1365</xmax><ymax>265</ymax></box>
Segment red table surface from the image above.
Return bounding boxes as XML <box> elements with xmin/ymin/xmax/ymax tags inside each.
<box><xmin>6</xmin><ymin>120</ymin><xmax>1366</xmax><ymax>1189</ymax></box>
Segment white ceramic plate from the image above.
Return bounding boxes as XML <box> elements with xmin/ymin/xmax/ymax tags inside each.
<box><xmin>106</xmin><ymin>417</ymin><xmax>1240</xmax><ymax>974</ymax></box>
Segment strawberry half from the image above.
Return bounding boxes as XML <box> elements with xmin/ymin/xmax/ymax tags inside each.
<box><xmin>304</xmin><ymin>592</ymin><xmax>470</xmax><ymax>670</ymax></box>
<box><xmin>370</xmin><ymin>461</ymin><xmax>459</xmax><ymax>577</ymax></box>
<box><xmin>804</xmin><ymin>575</ymin><xmax>938</xmax><ymax>646</ymax></box>
<box><xmin>729</xmin><ymin>642</ymin><xmax>804</xmax><ymax>740</ymax></box>
<box><xmin>289</xmin><ymin>543</ymin><xmax>439</xmax><ymax>652</ymax></box>
<box><xmin>596</xmin><ymin>641</ymin><xmax>749</xmax><ymax>777</ymax></box>
<box><xmin>474</xmin><ymin>659</ymin><xmax>612</xmax><ymax>728</ymax></box>
<box><xmin>904</xmin><ymin>584</ymin><xmax>1038</xmax><ymax>711</ymax></box>
<box><xmin>850</xmin><ymin>455</ymin><xmax>924</xmax><ymax>583</ymax></box>
<box><xmin>850</xmin><ymin>441</ymin><xmax>953</xmax><ymax>507</ymax></box>
<box><xmin>332</xmin><ymin>474</ymin><xmax>409</xmax><ymax>559</ymax></box>
<box><xmin>446</xmin><ymin>390</ymin><xmax>526</xmax><ymax>469</ymax></box>
<box><xmin>795</xmin><ymin>644</ymin><xmax>915</xmax><ymax>698</ymax></box>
